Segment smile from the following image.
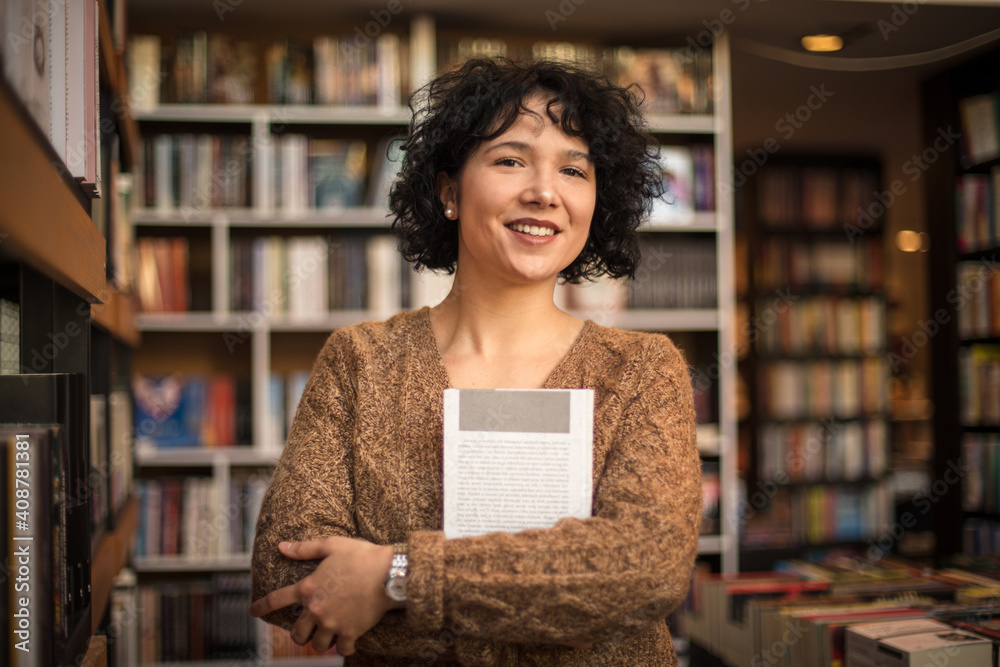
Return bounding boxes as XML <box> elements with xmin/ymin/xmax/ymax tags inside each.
<box><xmin>507</xmin><ymin>223</ymin><xmax>557</xmax><ymax>238</ymax></box>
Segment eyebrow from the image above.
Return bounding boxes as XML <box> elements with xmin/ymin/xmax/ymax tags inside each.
<box><xmin>483</xmin><ymin>140</ymin><xmax>593</xmax><ymax>163</ymax></box>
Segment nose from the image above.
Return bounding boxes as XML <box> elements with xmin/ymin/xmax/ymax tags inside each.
<box><xmin>520</xmin><ymin>172</ymin><xmax>558</xmax><ymax>208</ymax></box>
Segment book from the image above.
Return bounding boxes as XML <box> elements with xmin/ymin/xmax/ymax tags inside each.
<box><xmin>1</xmin><ymin>299</ymin><xmax>19</xmax><ymax>375</ymax></box>
<box><xmin>846</xmin><ymin>618</ymin><xmax>953</xmax><ymax>666</ymax></box>
<box><xmin>650</xmin><ymin>145</ymin><xmax>694</xmax><ymax>225</ymax></box>
<box><xmin>2</xmin><ymin>0</ymin><xmax>50</xmax><ymax>145</ymax></box>
<box><xmin>132</xmin><ymin>373</ymin><xmax>248</xmax><ymax>449</ymax></box>
<box><xmin>0</xmin><ymin>374</ymin><xmax>91</xmax><ymax>662</ymax></box>
<box><xmin>958</xmin><ymin>92</ymin><xmax>1000</xmax><ymax>167</ymax></box>
<box><xmin>126</xmin><ymin>35</ymin><xmax>161</xmax><ymax>111</ymax></box>
<box><xmin>442</xmin><ymin>388</ymin><xmax>594</xmax><ymax>539</ymax></box>
<box><xmin>876</xmin><ymin>630</ymin><xmax>992</xmax><ymax>667</ymax></box>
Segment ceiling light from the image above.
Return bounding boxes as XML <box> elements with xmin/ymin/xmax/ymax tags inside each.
<box><xmin>801</xmin><ymin>34</ymin><xmax>844</xmax><ymax>52</ymax></box>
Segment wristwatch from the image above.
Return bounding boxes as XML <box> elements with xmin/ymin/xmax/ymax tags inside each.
<box><xmin>384</xmin><ymin>542</ymin><xmax>408</xmax><ymax>608</ymax></box>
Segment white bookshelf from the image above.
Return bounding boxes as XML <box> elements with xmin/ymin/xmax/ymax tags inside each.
<box><xmin>127</xmin><ymin>17</ymin><xmax>739</xmax><ymax>663</ymax></box>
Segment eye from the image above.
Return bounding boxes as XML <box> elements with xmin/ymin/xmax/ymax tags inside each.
<box><xmin>495</xmin><ymin>157</ymin><xmax>521</xmax><ymax>167</ymax></box>
<box><xmin>562</xmin><ymin>166</ymin><xmax>588</xmax><ymax>179</ymax></box>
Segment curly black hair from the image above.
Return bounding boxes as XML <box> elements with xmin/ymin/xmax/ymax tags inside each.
<box><xmin>388</xmin><ymin>56</ymin><xmax>664</xmax><ymax>283</ymax></box>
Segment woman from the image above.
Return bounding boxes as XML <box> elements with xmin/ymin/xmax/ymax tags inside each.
<box><xmin>250</xmin><ymin>57</ymin><xmax>702</xmax><ymax>666</ymax></box>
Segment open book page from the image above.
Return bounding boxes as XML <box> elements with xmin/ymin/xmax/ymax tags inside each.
<box><xmin>442</xmin><ymin>388</ymin><xmax>594</xmax><ymax>539</ymax></box>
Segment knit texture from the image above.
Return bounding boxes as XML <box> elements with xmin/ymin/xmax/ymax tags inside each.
<box><xmin>251</xmin><ymin>307</ymin><xmax>702</xmax><ymax>666</ymax></box>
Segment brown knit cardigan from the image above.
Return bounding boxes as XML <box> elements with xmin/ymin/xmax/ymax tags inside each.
<box><xmin>251</xmin><ymin>307</ymin><xmax>702</xmax><ymax>666</ymax></box>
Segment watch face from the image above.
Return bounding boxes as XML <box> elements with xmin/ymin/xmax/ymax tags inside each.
<box><xmin>386</xmin><ymin>575</ymin><xmax>407</xmax><ymax>601</ymax></box>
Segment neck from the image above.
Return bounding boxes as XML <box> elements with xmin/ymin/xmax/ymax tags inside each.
<box><xmin>430</xmin><ymin>270</ymin><xmax>575</xmax><ymax>357</ymax></box>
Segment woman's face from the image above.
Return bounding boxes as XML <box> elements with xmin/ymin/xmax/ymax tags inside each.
<box><xmin>438</xmin><ymin>95</ymin><xmax>597</xmax><ymax>288</ymax></box>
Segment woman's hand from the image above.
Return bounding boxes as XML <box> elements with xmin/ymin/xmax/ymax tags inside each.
<box><xmin>249</xmin><ymin>537</ymin><xmax>395</xmax><ymax>656</ymax></box>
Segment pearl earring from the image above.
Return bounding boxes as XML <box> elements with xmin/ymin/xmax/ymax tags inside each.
<box><xmin>445</xmin><ymin>207</ymin><xmax>455</xmax><ymax>219</ymax></box>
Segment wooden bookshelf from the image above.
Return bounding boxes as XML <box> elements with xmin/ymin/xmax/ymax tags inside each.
<box><xmin>0</xmin><ymin>79</ymin><xmax>105</xmax><ymax>303</ymax></box>
<box><xmin>91</xmin><ymin>495</ymin><xmax>140</xmax><ymax>634</ymax></box>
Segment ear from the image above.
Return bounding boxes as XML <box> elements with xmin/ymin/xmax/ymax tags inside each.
<box><xmin>436</xmin><ymin>171</ymin><xmax>458</xmax><ymax>212</ymax></box>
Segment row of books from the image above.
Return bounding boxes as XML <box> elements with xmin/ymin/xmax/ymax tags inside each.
<box><xmin>956</xmin><ymin>260</ymin><xmax>1000</xmax><ymax>339</ymax></box>
<box><xmin>133</xmin><ymin>373</ymin><xmax>252</xmax><ymax>448</ymax></box>
<box><xmin>959</xmin><ymin>344</ymin><xmax>1000</xmax><ymax>426</ymax></box>
<box><xmin>440</xmin><ymin>39</ymin><xmax>715</xmax><ymax>115</ymax></box>
<box><xmin>230</xmin><ymin>234</ymin><xmax>453</xmax><ymax>316</ymax></box>
<box><xmin>89</xmin><ymin>391</ymin><xmax>132</xmax><ymax>534</ymax></box>
<box><xmin>958</xmin><ymin>91</ymin><xmax>1000</xmax><ymax>167</ymax></box>
<box><xmin>2</xmin><ymin>0</ymin><xmax>101</xmax><ymax>195</ymax></box>
<box><xmin>963</xmin><ymin>433</ymin><xmax>1000</xmax><ymax>514</ymax></box>
<box><xmin>757</xmin><ymin>419</ymin><xmax>888</xmax><ymax>484</ymax></box>
<box><xmin>1</xmin><ymin>298</ymin><xmax>18</xmax><ymax>374</ymax></box>
<box><xmin>269</xmin><ymin>135</ymin><xmax>368</xmax><ymax>211</ymax></box>
<box><xmin>679</xmin><ymin>558</ymin><xmax>1000</xmax><ymax>667</ymax></box>
<box><xmin>756</xmin><ymin>166</ymin><xmax>880</xmax><ymax>229</ymax></box>
<box><xmin>133</xmin><ymin>474</ymin><xmax>269</xmax><ymax>558</ymax></box>
<box><xmin>627</xmin><ymin>235</ymin><xmax>717</xmax><ymax>309</ymax></box>
<box><xmin>755</xmin><ymin>237</ymin><xmax>883</xmax><ymax>291</ymax></box>
<box><xmin>128</xmin><ymin>31</ymin><xmax>409</xmax><ymax>107</ymax></box>
<box><xmin>955</xmin><ymin>171</ymin><xmax>1000</xmax><ymax>253</ymax></box>
<box><xmin>140</xmin><ymin>134</ymin><xmax>253</xmax><ymax>210</ymax></box>
<box><xmin>0</xmin><ymin>373</ymin><xmax>93</xmax><ymax>666</ymax></box>
<box><xmin>136</xmin><ymin>575</ymin><xmax>262</xmax><ymax>662</ymax></box>
<box><xmin>266</xmin><ymin>371</ymin><xmax>310</xmax><ymax>451</ymax></box>
<box><xmin>963</xmin><ymin>518</ymin><xmax>1000</xmax><ymax>556</ymax></box>
<box><xmin>758</xmin><ymin>357</ymin><xmax>888</xmax><ymax>420</ymax></box>
<box><xmin>754</xmin><ymin>295</ymin><xmax>886</xmax><ymax>356</ymax></box>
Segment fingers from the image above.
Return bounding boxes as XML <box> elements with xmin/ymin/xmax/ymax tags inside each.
<box><xmin>249</xmin><ymin>584</ymin><xmax>302</xmax><ymax>617</ymax></box>
<box><xmin>289</xmin><ymin>609</ymin><xmax>317</xmax><ymax>647</ymax></box>
<box><xmin>337</xmin><ymin>634</ymin><xmax>357</xmax><ymax>656</ymax></box>
<box><xmin>279</xmin><ymin>538</ymin><xmax>338</xmax><ymax>561</ymax></box>
<box><xmin>310</xmin><ymin>627</ymin><xmax>336</xmax><ymax>654</ymax></box>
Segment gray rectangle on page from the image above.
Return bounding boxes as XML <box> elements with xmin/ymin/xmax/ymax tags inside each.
<box><xmin>458</xmin><ymin>389</ymin><xmax>571</xmax><ymax>433</ymax></box>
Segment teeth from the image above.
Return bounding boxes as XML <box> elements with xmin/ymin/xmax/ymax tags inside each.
<box><xmin>510</xmin><ymin>223</ymin><xmax>555</xmax><ymax>237</ymax></box>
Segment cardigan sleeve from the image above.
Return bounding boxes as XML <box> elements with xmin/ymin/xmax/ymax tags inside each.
<box><xmin>404</xmin><ymin>334</ymin><xmax>702</xmax><ymax>648</ymax></box>
<box><xmin>250</xmin><ymin>331</ymin><xmax>359</xmax><ymax>631</ymax></box>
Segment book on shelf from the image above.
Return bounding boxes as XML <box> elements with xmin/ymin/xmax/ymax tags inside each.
<box><xmin>367</xmin><ymin>136</ymin><xmax>405</xmax><ymax>209</ymax></box>
<box><xmin>958</xmin><ymin>92</ymin><xmax>1000</xmax><ymax>167</ymax></box>
<box><xmin>4</xmin><ymin>0</ymin><xmax>102</xmax><ymax>196</ymax></box>
<box><xmin>265</xmin><ymin>369</ymin><xmax>310</xmax><ymax>450</ymax></box>
<box><xmin>1</xmin><ymin>299</ymin><xmax>19</xmax><ymax>375</ymax></box>
<box><xmin>700</xmin><ymin>461</ymin><xmax>720</xmax><ymax>536</ymax></box>
<box><xmin>956</xmin><ymin>261</ymin><xmax>1000</xmax><ymax>339</ymax></box>
<box><xmin>959</xmin><ymin>344</ymin><xmax>1000</xmax><ymax>426</ymax></box>
<box><xmin>954</xmin><ymin>171</ymin><xmax>999</xmax><ymax>253</ymax></box>
<box><xmin>647</xmin><ymin>144</ymin><xmax>718</xmax><ymax>224</ymax></box>
<box><xmin>126</xmin><ymin>34</ymin><xmax>162</xmax><ymax>112</ymax></box>
<box><xmin>132</xmin><ymin>373</ymin><xmax>251</xmax><ymax>449</ymax></box>
<box><xmin>875</xmin><ymin>630</ymin><xmax>992</xmax><ymax>667</ymax></box>
<box><xmin>90</xmin><ymin>394</ymin><xmax>109</xmax><ymax>532</ymax></box>
<box><xmin>270</xmin><ymin>135</ymin><xmax>366</xmax><ymax>211</ymax></box>
<box><xmin>0</xmin><ymin>373</ymin><xmax>93</xmax><ymax>666</ymax></box>
<box><xmin>135</xmin><ymin>236</ymin><xmax>189</xmax><ymax>314</ymax></box>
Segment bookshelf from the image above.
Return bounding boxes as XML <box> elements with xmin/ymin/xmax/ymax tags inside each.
<box><xmin>739</xmin><ymin>155</ymin><xmax>892</xmax><ymax>569</ymax></box>
<box><xmin>924</xmin><ymin>46</ymin><xmax>1000</xmax><ymax>563</ymax></box>
<box><xmin>0</xmin><ymin>0</ymin><xmax>139</xmax><ymax>664</ymax></box>
<box><xmin>123</xmin><ymin>12</ymin><xmax>738</xmax><ymax>663</ymax></box>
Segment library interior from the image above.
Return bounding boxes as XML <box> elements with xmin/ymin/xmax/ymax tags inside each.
<box><xmin>2</xmin><ymin>0</ymin><xmax>1000</xmax><ymax>665</ymax></box>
